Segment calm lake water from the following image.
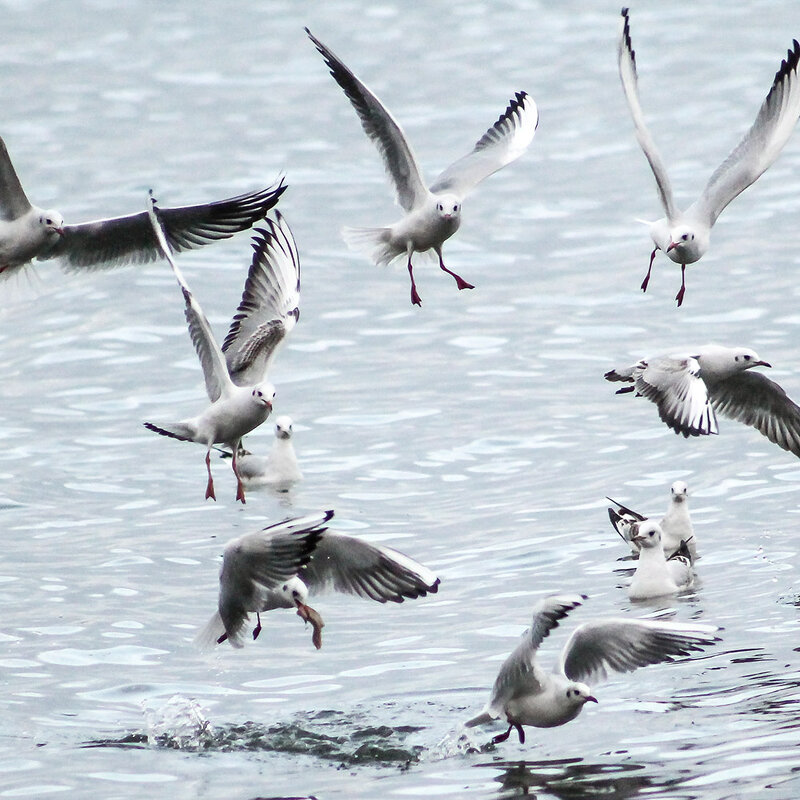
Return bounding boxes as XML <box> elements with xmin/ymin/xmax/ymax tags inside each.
<box><xmin>3</xmin><ymin>1</ymin><xmax>800</xmax><ymax>798</ymax></box>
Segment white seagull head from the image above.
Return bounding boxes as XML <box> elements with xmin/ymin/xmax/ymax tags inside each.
<box><xmin>38</xmin><ymin>209</ymin><xmax>64</xmax><ymax>238</ymax></box>
<box><xmin>251</xmin><ymin>382</ymin><xmax>276</xmax><ymax>411</ymax></box>
<box><xmin>435</xmin><ymin>194</ymin><xmax>461</xmax><ymax>222</ymax></box>
<box><xmin>670</xmin><ymin>480</ymin><xmax>689</xmax><ymax>502</ymax></box>
<box><xmin>666</xmin><ymin>225</ymin><xmax>704</xmax><ymax>263</ymax></box>
<box><xmin>565</xmin><ymin>681</ymin><xmax>598</xmax><ymax>711</ymax></box>
<box><xmin>274</xmin><ymin>415</ymin><xmax>294</xmax><ymax>440</ymax></box>
<box><xmin>631</xmin><ymin>519</ymin><xmax>663</xmax><ymax>550</ymax></box>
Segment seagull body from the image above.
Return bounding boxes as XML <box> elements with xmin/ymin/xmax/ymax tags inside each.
<box><xmin>618</xmin><ymin>7</ymin><xmax>800</xmax><ymax>306</ymax></box>
<box><xmin>144</xmin><ymin>201</ymin><xmax>299</xmax><ymax>503</ymax></box>
<box><xmin>236</xmin><ymin>416</ymin><xmax>303</xmax><ymax>489</ymax></box>
<box><xmin>628</xmin><ymin>520</ymin><xmax>694</xmax><ymax>601</ymax></box>
<box><xmin>605</xmin><ymin>344</ymin><xmax>800</xmax><ymax>458</ymax></box>
<box><xmin>465</xmin><ymin>594</ymin><xmax>718</xmax><ymax>744</ymax></box>
<box><xmin>195</xmin><ymin>509</ymin><xmax>440</xmax><ymax>650</ymax></box>
<box><xmin>608</xmin><ymin>480</ymin><xmax>695</xmax><ymax>558</ymax></box>
<box><xmin>306</xmin><ymin>28</ymin><xmax>538</xmax><ymax>306</ymax></box>
<box><xmin>0</xmin><ymin>134</ymin><xmax>286</xmax><ymax>279</ymax></box>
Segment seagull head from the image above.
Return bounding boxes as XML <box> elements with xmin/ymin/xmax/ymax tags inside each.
<box><xmin>280</xmin><ymin>576</ymin><xmax>308</xmax><ymax>608</ymax></box>
<box><xmin>40</xmin><ymin>209</ymin><xmax>64</xmax><ymax>237</ymax></box>
<box><xmin>631</xmin><ymin>519</ymin><xmax>663</xmax><ymax>549</ymax></box>
<box><xmin>566</xmin><ymin>682</ymin><xmax>598</xmax><ymax>709</ymax></box>
<box><xmin>733</xmin><ymin>348</ymin><xmax>771</xmax><ymax>370</ymax></box>
<box><xmin>251</xmin><ymin>382</ymin><xmax>276</xmax><ymax>411</ymax></box>
<box><xmin>274</xmin><ymin>415</ymin><xmax>293</xmax><ymax>440</ymax></box>
<box><xmin>435</xmin><ymin>194</ymin><xmax>461</xmax><ymax>222</ymax></box>
<box><xmin>670</xmin><ymin>480</ymin><xmax>689</xmax><ymax>503</ymax></box>
<box><xmin>666</xmin><ymin>225</ymin><xmax>704</xmax><ymax>263</ymax></box>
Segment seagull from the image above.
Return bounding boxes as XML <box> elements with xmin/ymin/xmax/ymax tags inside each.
<box><xmin>143</xmin><ymin>199</ymin><xmax>299</xmax><ymax>503</ymax></box>
<box><xmin>195</xmin><ymin>509</ymin><xmax>440</xmax><ymax>650</ymax></box>
<box><xmin>219</xmin><ymin>415</ymin><xmax>303</xmax><ymax>490</ymax></box>
<box><xmin>608</xmin><ymin>480</ymin><xmax>696</xmax><ymax>558</ymax></box>
<box><xmin>465</xmin><ymin>594</ymin><xmax>718</xmax><ymax>744</ymax></box>
<box><xmin>0</xmin><ymin>133</ymin><xmax>286</xmax><ymax>280</ymax></box>
<box><xmin>605</xmin><ymin>344</ymin><xmax>800</xmax><ymax>458</ymax></box>
<box><xmin>627</xmin><ymin>520</ymin><xmax>694</xmax><ymax>601</ymax></box>
<box><xmin>617</xmin><ymin>7</ymin><xmax>800</xmax><ymax>306</ymax></box>
<box><xmin>306</xmin><ymin>28</ymin><xmax>538</xmax><ymax>306</ymax></box>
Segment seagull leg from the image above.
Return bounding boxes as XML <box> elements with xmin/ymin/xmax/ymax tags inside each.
<box><xmin>675</xmin><ymin>264</ymin><xmax>687</xmax><ymax>307</ymax></box>
<box><xmin>216</xmin><ymin>631</ymin><xmax>228</xmax><ymax>644</ymax></box>
<box><xmin>491</xmin><ymin>725</ymin><xmax>514</xmax><ymax>745</ymax></box>
<box><xmin>296</xmin><ymin>602</ymin><xmax>325</xmax><ymax>649</ymax></box>
<box><xmin>231</xmin><ymin>441</ymin><xmax>246</xmax><ymax>504</ymax></box>
<box><xmin>514</xmin><ymin>724</ymin><xmax>525</xmax><ymax>744</ymax></box>
<box><xmin>407</xmin><ymin>253</ymin><xmax>422</xmax><ymax>306</ymax></box>
<box><xmin>204</xmin><ymin>449</ymin><xmax>216</xmax><ymax>501</ymax></box>
<box><xmin>641</xmin><ymin>248</ymin><xmax>657</xmax><ymax>292</ymax></box>
<box><xmin>252</xmin><ymin>612</ymin><xmax>262</xmax><ymax>640</ymax></box>
<box><xmin>436</xmin><ymin>247</ymin><xmax>474</xmax><ymax>291</ymax></box>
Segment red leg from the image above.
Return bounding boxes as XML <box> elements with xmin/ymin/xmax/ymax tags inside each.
<box><xmin>252</xmin><ymin>612</ymin><xmax>262</xmax><ymax>640</ymax></box>
<box><xmin>231</xmin><ymin>444</ymin><xmax>246</xmax><ymax>504</ymax></box>
<box><xmin>641</xmin><ymin>248</ymin><xmax>657</xmax><ymax>292</ymax></box>
<box><xmin>216</xmin><ymin>631</ymin><xmax>228</xmax><ymax>644</ymax></box>
<box><xmin>204</xmin><ymin>450</ymin><xmax>216</xmax><ymax>501</ymax></box>
<box><xmin>675</xmin><ymin>264</ymin><xmax>687</xmax><ymax>307</ymax></box>
<box><xmin>407</xmin><ymin>254</ymin><xmax>422</xmax><ymax>306</ymax></box>
<box><xmin>491</xmin><ymin>725</ymin><xmax>513</xmax><ymax>745</ymax></box>
<box><xmin>436</xmin><ymin>248</ymin><xmax>474</xmax><ymax>290</ymax></box>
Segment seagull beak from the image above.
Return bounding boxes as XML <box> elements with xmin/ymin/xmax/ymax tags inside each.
<box><xmin>666</xmin><ymin>241</ymin><xmax>679</xmax><ymax>252</ymax></box>
<box><xmin>755</xmin><ymin>360</ymin><xmax>772</xmax><ymax>368</ymax></box>
<box><xmin>54</xmin><ymin>227</ymin><xmax>65</xmax><ymax>236</ymax></box>
<box><xmin>586</xmin><ymin>696</ymin><xmax>598</xmax><ymax>704</ymax></box>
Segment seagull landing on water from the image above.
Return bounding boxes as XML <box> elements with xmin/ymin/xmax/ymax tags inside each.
<box><xmin>306</xmin><ymin>28</ymin><xmax>538</xmax><ymax>307</ymax></box>
<box><xmin>627</xmin><ymin>520</ymin><xmax>694</xmax><ymax>601</ymax></box>
<box><xmin>464</xmin><ymin>594</ymin><xmax>719</xmax><ymax>745</ymax></box>
<box><xmin>0</xmin><ymin>134</ymin><xmax>286</xmax><ymax>281</ymax></box>
<box><xmin>618</xmin><ymin>7</ymin><xmax>800</xmax><ymax>306</ymax></box>
<box><xmin>143</xmin><ymin>197</ymin><xmax>299</xmax><ymax>504</ymax></box>
<box><xmin>605</xmin><ymin>344</ymin><xmax>800</xmax><ymax>459</ymax></box>
<box><xmin>608</xmin><ymin>480</ymin><xmax>696</xmax><ymax>559</ymax></box>
<box><xmin>194</xmin><ymin>509</ymin><xmax>440</xmax><ymax>651</ymax></box>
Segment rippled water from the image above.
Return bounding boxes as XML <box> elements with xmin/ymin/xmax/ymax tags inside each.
<box><xmin>3</xmin><ymin>0</ymin><xmax>800</xmax><ymax>798</ymax></box>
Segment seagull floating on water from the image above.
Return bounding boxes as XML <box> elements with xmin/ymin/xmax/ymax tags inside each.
<box><xmin>195</xmin><ymin>509</ymin><xmax>440</xmax><ymax>650</ymax></box>
<box><xmin>144</xmin><ymin>199</ymin><xmax>299</xmax><ymax>503</ymax></box>
<box><xmin>618</xmin><ymin>7</ymin><xmax>800</xmax><ymax>306</ymax></box>
<box><xmin>605</xmin><ymin>344</ymin><xmax>800</xmax><ymax>458</ymax></box>
<box><xmin>306</xmin><ymin>28</ymin><xmax>538</xmax><ymax>306</ymax></box>
<box><xmin>608</xmin><ymin>480</ymin><xmax>696</xmax><ymax>558</ymax></box>
<box><xmin>465</xmin><ymin>594</ymin><xmax>718</xmax><ymax>744</ymax></box>
<box><xmin>627</xmin><ymin>520</ymin><xmax>694</xmax><ymax>601</ymax></box>
<box><xmin>0</xmin><ymin>134</ymin><xmax>286</xmax><ymax>280</ymax></box>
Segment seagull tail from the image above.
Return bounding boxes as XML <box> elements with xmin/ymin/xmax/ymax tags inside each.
<box><xmin>464</xmin><ymin>710</ymin><xmax>495</xmax><ymax>729</ymax></box>
<box><xmin>143</xmin><ymin>421</ymin><xmax>195</xmax><ymax>442</ymax></box>
<box><xmin>193</xmin><ymin>611</ymin><xmax>233</xmax><ymax>651</ymax></box>
<box><xmin>341</xmin><ymin>226</ymin><xmax>400</xmax><ymax>266</ymax></box>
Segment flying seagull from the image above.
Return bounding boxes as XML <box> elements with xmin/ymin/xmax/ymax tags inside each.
<box><xmin>306</xmin><ymin>28</ymin><xmax>538</xmax><ymax>306</ymax></box>
<box><xmin>618</xmin><ymin>7</ymin><xmax>800</xmax><ymax>306</ymax></box>
<box><xmin>605</xmin><ymin>344</ymin><xmax>800</xmax><ymax>459</ymax></box>
<box><xmin>195</xmin><ymin>509</ymin><xmax>440</xmax><ymax>650</ymax></box>
<box><xmin>465</xmin><ymin>594</ymin><xmax>718</xmax><ymax>744</ymax></box>
<box><xmin>144</xmin><ymin>197</ymin><xmax>299</xmax><ymax>503</ymax></box>
<box><xmin>0</xmin><ymin>133</ymin><xmax>286</xmax><ymax>280</ymax></box>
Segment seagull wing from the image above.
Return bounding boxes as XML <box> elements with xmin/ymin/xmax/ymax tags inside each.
<box><xmin>297</xmin><ymin>531</ymin><xmax>440</xmax><ymax>602</ymax></box>
<box><xmin>214</xmin><ymin>511</ymin><xmax>332</xmax><ymax>647</ymax></box>
<box><xmin>708</xmin><ymin>370</ymin><xmax>800</xmax><ymax>458</ymax></box>
<box><xmin>146</xmin><ymin>195</ymin><xmax>232</xmax><ymax>403</ymax></box>
<box><xmin>0</xmin><ymin>136</ymin><xmax>33</xmax><ymax>220</ymax></box>
<box><xmin>560</xmin><ymin>618</ymin><xmax>719</xmax><ymax>685</ymax></box>
<box><xmin>428</xmin><ymin>92</ymin><xmax>538</xmax><ymax>197</ymax></box>
<box><xmin>690</xmin><ymin>40</ymin><xmax>800</xmax><ymax>228</ymax></box>
<box><xmin>43</xmin><ymin>182</ymin><xmax>286</xmax><ymax>269</ymax></box>
<box><xmin>635</xmin><ymin>355</ymin><xmax>718</xmax><ymax>437</ymax></box>
<box><xmin>617</xmin><ymin>8</ymin><xmax>679</xmax><ymax>222</ymax></box>
<box><xmin>221</xmin><ymin>212</ymin><xmax>300</xmax><ymax>387</ymax></box>
<box><xmin>306</xmin><ymin>28</ymin><xmax>428</xmax><ymax>212</ymax></box>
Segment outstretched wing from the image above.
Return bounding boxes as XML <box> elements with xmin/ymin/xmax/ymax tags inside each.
<box><xmin>690</xmin><ymin>40</ymin><xmax>800</xmax><ymax>227</ymax></box>
<box><xmin>429</xmin><ymin>92</ymin><xmax>538</xmax><ymax>197</ymax></box>
<box><xmin>221</xmin><ymin>211</ymin><xmax>300</xmax><ymax>387</ymax></box>
<box><xmin>307</xmin><ymin>28</ymin><xmax>428</xmax><ymax>212</ymax></box>
<box><xmin>617</xmin><ymin>8</ymin><xmax>678</xmax><ymax>222</ymax></box>
<box><xmin>44</xmin><ymin>182</ymin><xmax>286</xmax><ymax>269</ymax></box>
<box><xmin>0</xmin><ymin>135</ymin><xmax>33</xmax><ymax>220</ymax></box>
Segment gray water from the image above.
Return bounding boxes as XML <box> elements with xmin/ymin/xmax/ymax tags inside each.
<box><xmin>2</xmin><ymin>0</ymin><xmax>800</xmax><ymax>797</ymax></box>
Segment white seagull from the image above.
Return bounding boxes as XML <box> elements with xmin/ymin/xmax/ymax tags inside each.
<box><xmin>605</xmin><ymin>344</ymin><xmax>800</xmax><ymax>458</ymax></box>
<box><xmin>608</xmin><ymin>480</ymin><xmax>696</xmax><ymax>558</ymax></box>
<box><xmin>306</xmin><ymin>28</ymin><xmax>538</xmax><ymax>306</ymax></box>
<box><xmin>195</xmin><ymin>509</ymin><xmax>440</xmax><ymax>650</ymax></box>
<box><xmin>144</xmin><ymin>199</ymin><xmax>299</xmax><ymax>503</ymax></box>
<box><xmin>465</xmin><ymin>594</ymin><xmax>718</xmax><ymax>744</ymax></box>
<box><xmin>627</xmin><ymin>520</ymin><xmax>694</xmax><ymax>601</ymax></box>
<box><xmin>618</xmin><ymin>7</ymin><xmax>800</xmax><ymax>306</ymax></box>
<box><xmin>0</xmin><ymin>133</ymin><xmax>286</xmax><ymax>279</ymax></box>
<box><xmin>229</xmin><ymin>415</ymin><xmax>303</xmax><ymax>490</ymax></box>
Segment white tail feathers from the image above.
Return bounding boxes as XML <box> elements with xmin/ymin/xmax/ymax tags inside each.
<box><xmin>341</xmin><ymin>226</ymin><xmax>400</xmax><ymax>266</ymax></box>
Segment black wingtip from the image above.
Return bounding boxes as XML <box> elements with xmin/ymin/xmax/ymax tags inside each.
<box><xmin>773</xmin><ymin>38</ymin><xmax>800</xmax><ymax>92</ymax></box>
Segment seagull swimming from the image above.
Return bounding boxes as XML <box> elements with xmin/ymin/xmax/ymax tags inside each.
<box><xmin>195</xmin><ymin>509</ymin><xmax>440</xmax><ymax>650</ymax></box>
<box><xmin>605</xmin><ymin>344</ymin><xmax>800</xmax><ymax>458</ymax></box>
<box><xmin>608</xmin><ymin>480</ymin><xmax>696</xmax><ymax>558</ymax></box>
<box><xmin>306</xmin><ymin>28</ymin><xmax>538</xmax><ymax>306</ymax></box>
<box><xmin>465</xmin><ymin>594</ymin><xmax>718</xmax><ymax>744</ymax></box>
<box><xmin>627</xmin><ymin>520</ymin><xmax>694</xmax><ymax>601</ymax></box>
<box><xmin>143</xmin><ymin>199</ymin><xmax>299</xmax><ymax>503</ymax></box>
<box><xmin>0</xmin><ymin>134</ymin><xmax>286</xmax><ymax>280</ymax></box>
<box><xmin>231</xmin><ymin>416</ymin><xmax>303</xmax><ymax>490</ymax></box>
<box><xmin>618</xmin><ymin>7</ymin><xmax>800</xmax><ymax>306</ymax></box>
